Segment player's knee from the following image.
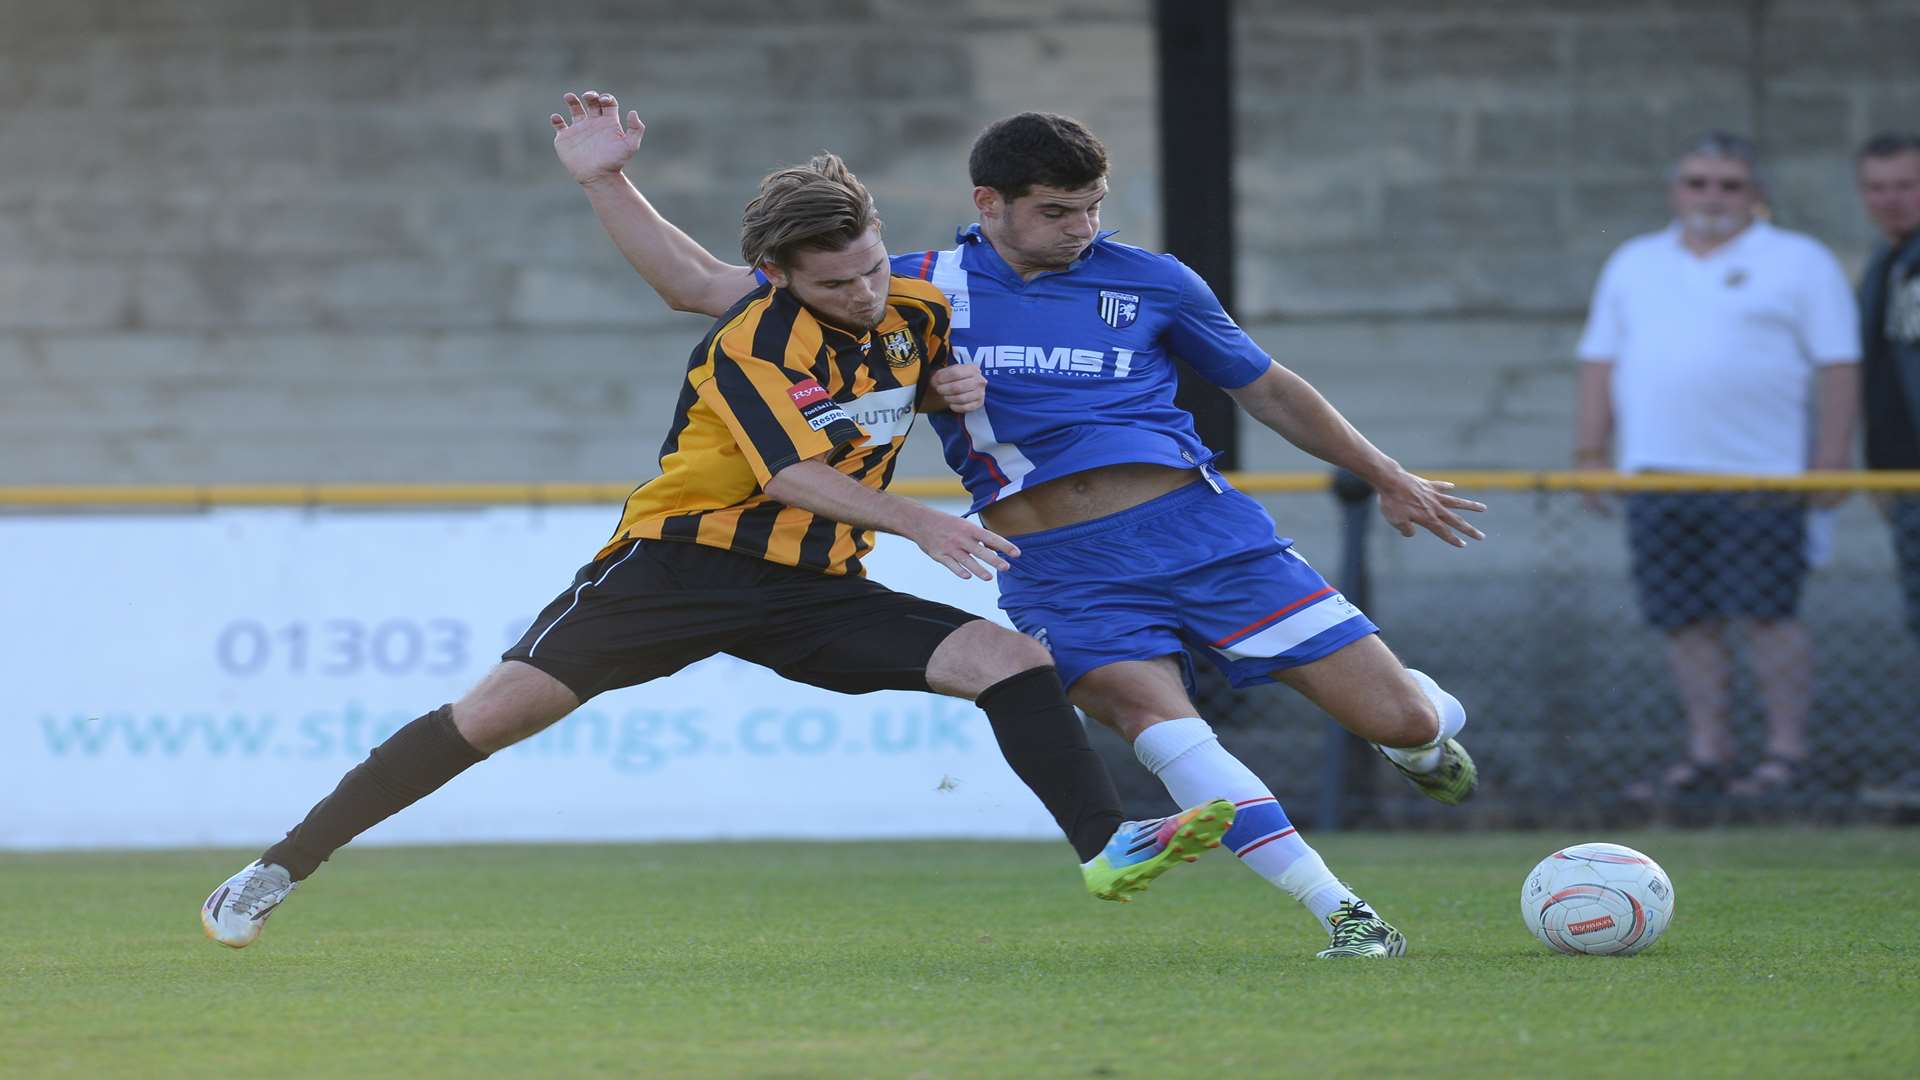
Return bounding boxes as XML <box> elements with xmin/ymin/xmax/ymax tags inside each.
<box><xmin>1067</xmin><ymin>659</ymin><xmax>1194</xmax><ymax>742</ymax></box>
<box><xmin>452</xmin><ymin>662</ymin><xmax>577</xmax><ymax>752</ymax></box>
<box><xmin>1376</xmin><ymin>687</ymin><xmax>1441</xmax><ymax>749</ymax></box>
<box><xmin>1106</xmin><ymin>710</ymin><xmax>1168</xmax><ymax>744</ymax></box>
<box><xmin>928</xmin><ymin>621</ymin><xmax>1057</xmax><ymax>697</ymax></box>
<box><xmin>985</xmin><ymin>630</ymin><xmax>1054</xmax><ymax>680</ymax></box>
<box><xmin>1079</xmin><ymin>699</ymin><xmax>1175</xmax><ymax>743</ymax></box>
<box><xmin>452</xmin><ymin>703</ymin><xmax>546</xmax><ymax>754</ymax></box>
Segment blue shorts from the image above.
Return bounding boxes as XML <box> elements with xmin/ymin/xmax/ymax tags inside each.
<box><xmin>995</xmin><ymin>480</ymin><xmax>1378</xmax><ymax>692</ymax></box>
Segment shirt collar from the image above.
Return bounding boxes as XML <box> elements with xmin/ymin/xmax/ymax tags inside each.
<box><xmin>1665</xmin><ymin>217</ymin><xmax>1771</xmax><ymax>259</ymax></box>
<box><xmin>954</xmin><ymin>223</ymin><xmax>1121</xmax><ymax>282</ymax></box>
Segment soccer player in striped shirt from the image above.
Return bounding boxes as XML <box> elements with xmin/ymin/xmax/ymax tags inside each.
<box><xmin>550</xmin><ymin>91</ymin><xmax>1489</xmax><ymax>958</ymax></box>
<box><xmin>201</xmin><ymin>140</ymin><xmax>1238</xmax><ymax>951</ymax></box>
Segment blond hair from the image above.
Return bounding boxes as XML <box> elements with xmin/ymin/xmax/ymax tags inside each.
<box><xmin>739</xmin><ymin>152</ymin><xmax>881</xmax><ymax>270</ymax></box>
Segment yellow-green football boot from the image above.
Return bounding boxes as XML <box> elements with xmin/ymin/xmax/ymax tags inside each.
<box><xmin>1377</xmin><ymin>737</ymin><xmax>1478</xmax><ymax>805</ymax></box>
<box><xmin>1081</xmin><ymin>798</ymin><xmax>1235</xmax><ymax>902</ymax></box>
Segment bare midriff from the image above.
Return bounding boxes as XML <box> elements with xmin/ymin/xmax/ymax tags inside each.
<box><xmin>979</xmin><ymin>462</ymin><xmax>1202</xmax><ymax>537</ymax></box>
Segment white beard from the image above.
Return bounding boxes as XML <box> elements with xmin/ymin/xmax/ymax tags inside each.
<box><xmin>1680</xmin><ymin>210</ymin><xmax>1749</xmax><ymax>240</ymax></box>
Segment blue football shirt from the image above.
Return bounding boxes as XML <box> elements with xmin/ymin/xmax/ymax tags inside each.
<box><xmin>894</xmin><ymin>225</ymin><xmax>1271</xmax><ymax>514</ymax></box>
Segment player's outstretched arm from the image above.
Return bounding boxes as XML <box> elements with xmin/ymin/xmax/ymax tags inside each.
<box><xmin>1228</xmin><ymin>361</ymin><xmax>1487</xmax><ymax>546</ymax></box>
<box><xmin>549</xmin><ymin>89</ymin><xmax>757</xmax><ymax>317</ymax></box>
<box><xmin>764</xmin><ymin>459</ymin><xmax>1017</xmax><ymax>580</ymax></box>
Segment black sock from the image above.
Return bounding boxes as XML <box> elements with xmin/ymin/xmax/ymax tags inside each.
<box><xmin>974</xmin><ymin>667</ymin><xmax>1123</xmax><ymax>863</ymax></box>
<box><xmin>260</xmin><ymin>705</ymin><xmax>487</xmax><ymax>881</ymax></box>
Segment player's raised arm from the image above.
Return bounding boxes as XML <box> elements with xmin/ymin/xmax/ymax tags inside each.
<box><xmin>550</xmin><ymin>89</ymin><xmax>758</xmax><ymax>317</ymax></box>
<box><xmin>1227</xmin><ymin>361</ymin><xmax>1487</xmax><ymax>547</ymax></box>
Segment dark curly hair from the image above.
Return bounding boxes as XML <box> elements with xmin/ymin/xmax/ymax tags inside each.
<box><xmin>968</xmin><ymin>113</ymin><xmax>1109</xmax><ymax>199</ymax></box>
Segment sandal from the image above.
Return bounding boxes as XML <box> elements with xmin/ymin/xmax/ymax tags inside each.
<box><xmin>1664</xmin><ymin>759</ymin><xmax>1732</xmax><ymax>797</ymax></box>
<box><xmin>1731</xmin><ymin>756</ymin><xmax>1808</xmax><ymax>798</ymax></box>
<box><xmin>1625</xmin><ymin>758</ymin><xmax>1728</xmax><ymax>801</ymax></box>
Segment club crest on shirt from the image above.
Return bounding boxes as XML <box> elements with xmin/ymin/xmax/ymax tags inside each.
<box><xmin>1724</xmin><ymin>268</ymin><xmax>1748</xmax><ymax>288</ymax></box>
<box><xmin>882</xmin><ymin>328</ymin><xmax>919</xmax><ymax>368</ymax></box>
<box><xmin>1098</xmin><ymin>290</ymin><xmax>1141</xmax><ymax>329</ymax></box>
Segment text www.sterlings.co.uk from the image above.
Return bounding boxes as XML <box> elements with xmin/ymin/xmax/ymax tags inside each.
<box><xmin>37</xmin><ymin>700</ymin><xmax>979</xmax><ymax>775</ymax></box>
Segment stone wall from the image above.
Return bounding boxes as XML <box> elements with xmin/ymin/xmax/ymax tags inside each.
<box><xmin>1235</xmin><ymin>0</ymin><xmax>1920</xmax><ymax>472</ymax></box>
<box><xmin>1</xmin><ymin>0</ymin><xmax>1915</xmax><ymax>483</ymax></box>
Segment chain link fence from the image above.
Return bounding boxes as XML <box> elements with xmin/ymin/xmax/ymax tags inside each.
<box><xmin>1090</xmin><ymin>473</ymin><xmax>1920</xmax><ymax>830</ymax></box>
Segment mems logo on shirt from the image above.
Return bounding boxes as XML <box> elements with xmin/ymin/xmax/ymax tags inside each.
<box><xmin>952</xmin><ymin>344</ymin><xmax>1136</xmax><ymax>378</ymax></box>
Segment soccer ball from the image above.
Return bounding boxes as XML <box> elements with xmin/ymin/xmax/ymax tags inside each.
<box><xmin>1520</xmin><ymin>842</ymin><xmax>1675</xmax><ymax>956</ymax></box>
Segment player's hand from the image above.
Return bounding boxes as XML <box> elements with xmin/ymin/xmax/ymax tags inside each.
<box><xmin>908</xmin><ymin>510</ymin><xmax>1019</xmax><ymax>581</ymax></box>
<box><xmin>929</xmin><ymin>364</ymin><xmax>987</xmax><ymax>413</ymax></box>
<box><xmin>1374</xmin><ymin>470</ymin><xmax>1486</xmax><ymax>547</ymax></box>
<box><xmin>550</xmin><ymin>90</ymin><xmax>644</xmax><ymax>186</ymax></box>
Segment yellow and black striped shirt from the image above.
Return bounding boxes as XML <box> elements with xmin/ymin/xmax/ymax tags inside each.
<box><xmin>598</xmin><ymin>276</ymin><xmax>952</xmax><ymax>576</ymax></box>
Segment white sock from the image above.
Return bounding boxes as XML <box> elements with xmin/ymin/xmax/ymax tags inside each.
<box><xmin>1134</xmin><ymin>716</ymin><xmax>1358</xmax><ymax>931</ymax></box>
<box><xmin>1280</xmin><ymin>851</ymin><xmax>1360</xmax><ymax>928</ymax></box>
<box><xmin>1378</xmin><ymin>668</ymin><xmax>1466</xmax><ymax>775</ymax></box>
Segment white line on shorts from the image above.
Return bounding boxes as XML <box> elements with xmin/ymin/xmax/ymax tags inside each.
<box><xmin>526</xmin><ymin>541</ymin><xmax>644</xmax><ymax>658</ymax></box>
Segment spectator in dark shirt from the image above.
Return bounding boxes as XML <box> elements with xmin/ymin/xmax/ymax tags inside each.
<box><xmin>1856</xmin><ymin>132</ymin><xmax>1920</xmax><ymax>639</ymax></box>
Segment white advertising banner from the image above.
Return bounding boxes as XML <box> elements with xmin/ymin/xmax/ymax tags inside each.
<box><xmin>0</xmin><ymin>505</ymin><xmax>1058</xmax><ymax>850</ymax></box>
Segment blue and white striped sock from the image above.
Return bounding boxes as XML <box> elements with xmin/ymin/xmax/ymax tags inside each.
<box><xmin>1134</xmin><ymin>716</ymin><xmax>1358</xmax><ymax>931</ymax></box>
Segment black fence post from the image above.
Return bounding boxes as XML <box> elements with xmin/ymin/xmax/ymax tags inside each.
<box><xmin>1318</xmin><ymin>468</ymin><xmax>1379</xmax><ymax>830</ymax></box>
<box><xmin>1154</xmin><ymin>0</ymin><xmax>1240</xmax><ymax>468</ymax></box>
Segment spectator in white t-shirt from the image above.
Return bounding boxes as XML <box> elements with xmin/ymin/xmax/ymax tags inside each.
<box><xmin>1573</xmin><ymin>131</ymin><xmax>1860</xmax><ymax>803</ymax></box>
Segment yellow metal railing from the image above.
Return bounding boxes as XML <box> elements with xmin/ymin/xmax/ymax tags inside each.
<box><xmin>4</xmin><ymin>471</ymin><xmax>1920</xmax><ymax>508</ymax></box>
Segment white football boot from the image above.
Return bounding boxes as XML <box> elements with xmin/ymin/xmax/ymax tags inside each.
<box><xmin>201</xmin><ymin>860</ymin><xmax>296</xmax><ymax>948</ymax></box>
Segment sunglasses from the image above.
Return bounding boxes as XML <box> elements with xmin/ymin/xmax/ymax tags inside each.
<box><xmin>1680</xmin><ymin>176</ymin><xmax>1749</xmax><ymax>193</ymax></box>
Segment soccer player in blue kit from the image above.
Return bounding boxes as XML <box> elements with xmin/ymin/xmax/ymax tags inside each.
<box><xmin>553</xmin><ymin>92</ymin><xmax>1488</xmax><ymax>957</ymax></box>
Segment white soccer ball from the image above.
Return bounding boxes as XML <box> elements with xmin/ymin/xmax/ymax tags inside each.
<box><xmin>1520</xmin><ymin>842</ymin><xmax>1675</xmax><ymax>956</ymax></box>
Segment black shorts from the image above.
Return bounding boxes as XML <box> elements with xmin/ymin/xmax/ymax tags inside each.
<box><xmin>502</xmin><ymin>540</ymin><xmax>981</xmax><ymax>701</ymax></box>
<box><xmin>1624</xmin><ymin>492</ymin><xmax>1808</xmax><ymax>629</ymax></box>
<box><xmin>1889</xmin><ymin>495</ymin><xmax>1920</xmax><ymax>639</ymax></box>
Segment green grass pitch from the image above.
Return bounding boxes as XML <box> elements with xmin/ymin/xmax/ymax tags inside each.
<box><xmin>3</xmin><ymin>830</ymin><xmax>1917</xmax><ymax>1078</ymax></box>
